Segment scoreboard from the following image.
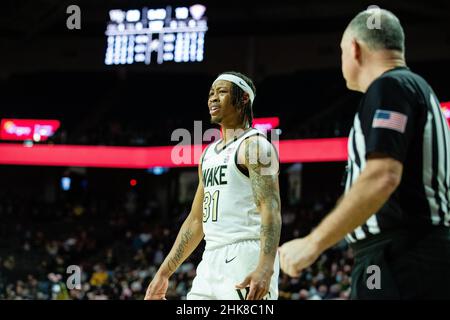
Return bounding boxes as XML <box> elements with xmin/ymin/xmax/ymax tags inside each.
<box><xmin>105</xmin><ymin>4</ymin><xmax>208</xmax><ymax>65</ymax></box>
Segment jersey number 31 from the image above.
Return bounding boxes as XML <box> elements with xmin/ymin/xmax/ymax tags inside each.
<box><xmin>203</xmin><ymin>190</ymin><xmax>220</xmax><ymax>222</ymax></box>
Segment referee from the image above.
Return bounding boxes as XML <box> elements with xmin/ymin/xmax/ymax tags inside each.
<box><xmin>280</xmin><ymin>8</ymin><xmax>450</xmax><ymax>299</ymax></box>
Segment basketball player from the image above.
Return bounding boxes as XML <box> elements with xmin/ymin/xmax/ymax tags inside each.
<box><xmin>145</xmin><ymin>71</ymin><xmax>281</xmax><ymax>300</ymax></box>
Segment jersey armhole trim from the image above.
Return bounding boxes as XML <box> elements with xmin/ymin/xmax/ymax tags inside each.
<box><xmin>233</xmin><ymin>134</ymin><xmax>256</xmax><ymax>178</ymax></box>
<box><xmin>200</xmin><ymin>143</ymin><xmax>213</xmax><ymax>170</ymax></box>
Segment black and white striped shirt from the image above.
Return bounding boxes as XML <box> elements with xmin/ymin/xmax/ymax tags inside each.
<box><xmin>345</xmin><ymin>66</ymin><xmax>450</xmax><ymax>243</ymax></box>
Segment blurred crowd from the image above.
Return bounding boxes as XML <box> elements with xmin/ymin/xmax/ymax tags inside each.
<box><xmin>0</xmin><ymin>190</ymin><xmax>352</xmax><ymax>300</ymax></box>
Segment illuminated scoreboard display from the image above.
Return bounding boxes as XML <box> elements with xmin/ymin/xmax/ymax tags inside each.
<box><xmin>105</xmin><ymin>4</ymin><xmax>207</xmax><ymax>65</ymax></box>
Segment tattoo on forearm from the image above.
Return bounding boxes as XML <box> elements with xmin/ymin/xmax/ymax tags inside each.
<box><xmin>261</xmin><ymin>223</ymin><xmax>281</xmax><ymax>255</ymax></box>
<box><xmin>245</xmin><ymin>139</ymin><xmax>281</xmax><ymax>256</ymax></box>
<box><xmin>168</xmin><ymin>229</ymin><xmax>193</xmax><ymax>273</ymax></box>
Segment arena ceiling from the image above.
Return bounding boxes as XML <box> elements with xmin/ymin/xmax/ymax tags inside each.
<box><xmin>1</xmin><ymin>0</ymin><xmax>449</xmax><ymax>37</ymax></box>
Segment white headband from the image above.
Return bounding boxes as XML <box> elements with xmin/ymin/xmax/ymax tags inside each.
<box><xmin>213</xmin><ymin>74</ymin><xmax>255</xmax><ymax>104</ymax></box>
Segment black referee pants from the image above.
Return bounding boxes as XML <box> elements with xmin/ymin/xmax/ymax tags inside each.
<box><xmin>350</xmin><ymin>226</ymin><xmax>450</xmax><ymax>299</ymax></box>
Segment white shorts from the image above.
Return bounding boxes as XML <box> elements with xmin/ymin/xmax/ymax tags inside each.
<box><xmin>187</xmin><ymin>240</ymin><xmax>279</xmax><ymax>300</ymax></box>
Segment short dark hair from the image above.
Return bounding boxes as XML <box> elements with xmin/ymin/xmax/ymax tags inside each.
<box><xmin>219</xmin><ymin>71</ymin><xmax>256</xmax><ymax>127</ymax></box>
<box><xmin>347</xmin><ymin>8</ymin><xmax>405</xmax><ymax>53</ymax></box>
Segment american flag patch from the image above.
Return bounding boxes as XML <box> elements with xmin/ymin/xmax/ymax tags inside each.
<box><xmin>372</xmin><ymin>109</ymin><xmax>408</xmax><ymax>133</ymax></box>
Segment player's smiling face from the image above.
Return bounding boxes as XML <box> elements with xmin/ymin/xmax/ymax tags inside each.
<box><xmin>208</xmin><ymin>80</ymin><xmax>237</xmax><ymax>125</ymax></box>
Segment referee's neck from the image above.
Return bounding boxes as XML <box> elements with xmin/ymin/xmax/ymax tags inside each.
<box><xmin>359</xmin><ymin>57</ymin><xmax>406</xmax><ymax>93</ymax></box>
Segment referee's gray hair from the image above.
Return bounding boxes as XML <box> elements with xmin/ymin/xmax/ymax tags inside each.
<box><xmin>346</xmin><ymin>8</ymin><xmax>405</xmax><ymax>53</ymax></box>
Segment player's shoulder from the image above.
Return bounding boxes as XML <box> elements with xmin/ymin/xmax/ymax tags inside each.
<box><xmin>242</xmin><ymin>130</ymin><xmax>272</xmax><ymax>150</ymax></box>
<box><xmin>240</xmin><ymin>130</ymin><xmax>279</xmax><ymax>163</ymax></box>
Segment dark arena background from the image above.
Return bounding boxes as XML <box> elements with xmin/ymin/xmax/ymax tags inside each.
<box><xmin>0</xmin><ymin>0</ymin><xmax>449</xmax><ymax>302</ymax></box>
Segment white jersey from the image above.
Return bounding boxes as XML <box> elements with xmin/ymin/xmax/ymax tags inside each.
<box><xmin>200</xmin><ymin>128</ymin><xmax>262</xmax><ymax>250</ymax></box>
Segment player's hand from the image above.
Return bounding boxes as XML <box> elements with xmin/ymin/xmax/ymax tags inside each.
<box><xmin>144</xmin><ymin>273</ymin><xmax>169</xmax><ymax>300</ymax></box>
<box><xmin>279</xmin><ymin>236</ymin><xmax>322</xmax><ymax>278</ymax></box>
<box><xmin>235</xmin><ymin>266</ymin><xmax>273</xmax><ymax>300</ymax></box>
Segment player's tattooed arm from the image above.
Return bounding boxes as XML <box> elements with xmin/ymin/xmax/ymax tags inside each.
<box><xmin>157</xmin><ymin>165</ymin><xmax>205</xmax><ymax>278</ymax></box>
<box><xmin>158</xmin><ymin>200</ymin><xmax>203</xmax><ymax>277</ymax></box>
<box><xmin>146</xmin><ymin>189</ymin><xmax>203</xmax><ymax>300</ymax></box>
<box><xmin>236</xmin><ymin>136</ymin><xmax>281</xmax><ymax>300</ymax></box>
<box><xmin>245</xmin><ymin>136</ymin><xmax>281</xmax><ymax>267</ymax></box>
<box><xmin>146</xmin><ymin>154</ymin><xmax>206</xmax><ymax>300</ymax></box>
<box><xmin>167</xmin><ymin>229</ymin><xmax>194</xmax><ymax>273</ymax></box>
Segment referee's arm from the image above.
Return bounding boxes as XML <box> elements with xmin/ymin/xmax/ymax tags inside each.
<box><xmin>311</xmin><ymin>154</ymin><xmax>402</xmax><ymax>250</ymax></box>
<box><xmin>280</xmin><ymin>154</ymin><xmax>402</xmax><ymax>277</ymax></box>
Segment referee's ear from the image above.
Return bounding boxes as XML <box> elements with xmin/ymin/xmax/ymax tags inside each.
<box><xmin>351</xmin><ymin>38</ymin><xmax>363</xmax><ymax>65</ymax></box>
